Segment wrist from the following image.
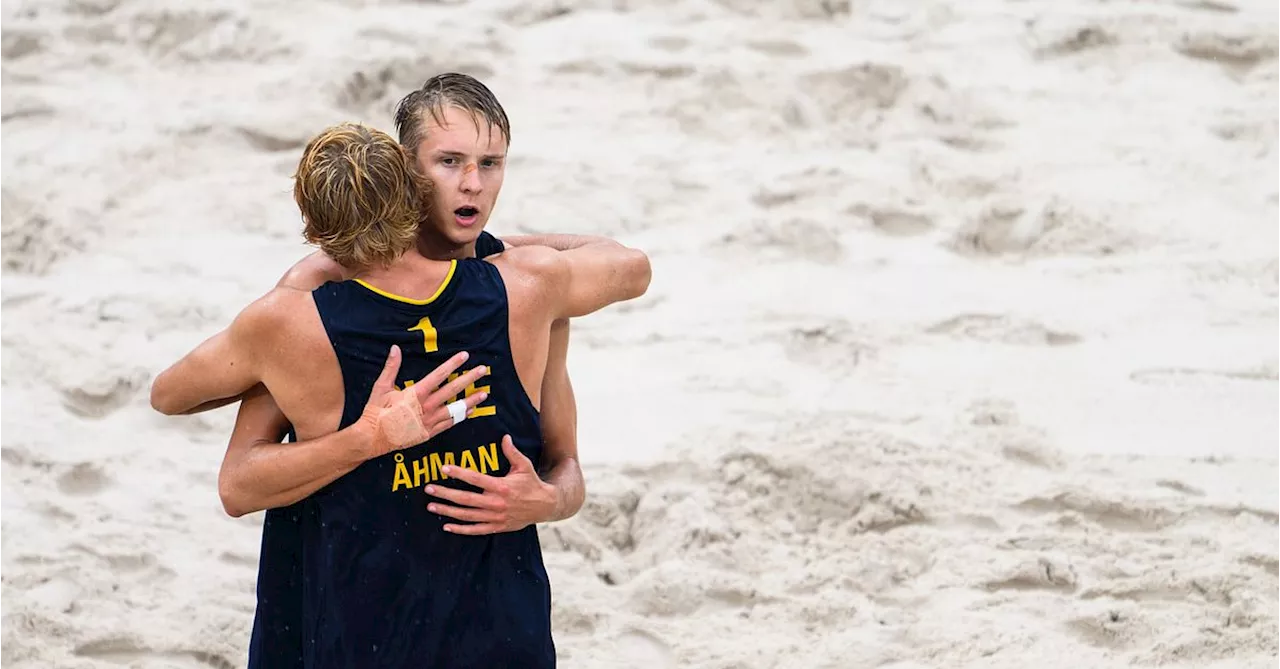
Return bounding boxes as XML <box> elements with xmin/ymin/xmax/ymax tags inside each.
<box><xmin>345</xmin><ymin>418</ymin><xmax>380</xmax><ymax>465</ymax></box>
<box><xmin>539</xmin><ymin>480</ymin><xmax>564</xmax><ymax>522</ymax></box>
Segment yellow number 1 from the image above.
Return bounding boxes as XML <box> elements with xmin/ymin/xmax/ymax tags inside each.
<box><xmin>408</xmin><ymin>317</ymin><xmax>438</xmax><ymax>353</ymax></box>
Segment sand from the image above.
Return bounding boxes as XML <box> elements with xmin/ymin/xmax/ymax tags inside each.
<box><xmin>2</xmin><ymin>0</ymin><xmax>1277</xmax><ymax>667</ymax></box>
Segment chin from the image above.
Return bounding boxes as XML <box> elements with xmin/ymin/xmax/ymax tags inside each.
<box><xmin>448</xmin><ymin>226</ymin><xmax>483</xmax><ymax>246</ymax></box>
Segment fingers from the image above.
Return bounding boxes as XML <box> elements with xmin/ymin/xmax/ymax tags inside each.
<box><xmin>427</xmin><ymin>502</ymin><xmax>502</xmax><ymax>524</ymax></box>
<box><xmin>371</xmin><ymin>345</ymin><xmax>403</xmax><ymax>395</ymax></box>
<box><xmin>500</xmin><ymin>435</ymin><xmax>532</xmax><ymax>471</ymax></box>
<box><xmin>424</xmin><ymin>484</ymin><xmax>499</xmax><ymax>510</ymax></box>
<box><xmin>409</xmin><ymin>351</ymin><xmax>472</xmax><ymax>397</ymax></box>
<box><xmin>439</xmin><ymin>462</ymin><xmax>496</xmax><ymax>491</ymax></box>
<box><xmin>424</xmin><ymin>390</ymin><xmax>489</xmax><ymax>436</ymax></box>
<box><xmin>418</xmin><ymin>364</ymin><xmax>490</xmax><ymax>410</ymax></box>
<box><xmin>443</xmin><ymin>522</ymin><xmax>505</xmax><ymax>536</ymax></box>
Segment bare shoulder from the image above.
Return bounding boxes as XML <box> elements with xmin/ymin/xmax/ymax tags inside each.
<box><xmin>489</xmin><ymin>245</ymin><xmax>567</xmax><ymax>284</ymax></box>
<box><xmin>277</xmin><ymin>251</ymin><xmax>348</xmax><ymax>291</ymax></box>
<box><xmin>232</xmin><ymin>286</ymin><xmax>314</xmax><ymax>341</ymax></box>
<box><xmin>486</xmin><ymin>246</ymin><xmax>567</xmax><ymax>316</ymax></box>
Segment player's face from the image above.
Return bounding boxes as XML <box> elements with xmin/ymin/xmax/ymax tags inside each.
<box><xmin>414</xmin><ymin>106</ymin><xmax>507</xmax><ymax>249</ymax></box>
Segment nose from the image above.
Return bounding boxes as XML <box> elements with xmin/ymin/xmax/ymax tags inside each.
<box><xmin>460</xmin><ymin>162</ymin><xmax>482</xmax><ymax>194</ymax></box>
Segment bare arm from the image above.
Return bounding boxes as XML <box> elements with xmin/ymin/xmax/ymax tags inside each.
<box><xmin>501</xmin><ymin>233</ymin><xmax>620</xmax><ymax>252</ymax></box>
<box><xmin>536</xmin><ymin>318</ymin><xmax>584</xmax><ymax>522</ymax></box>
<box><xmin>149</xmin><ymin>253</ymin><xmax>347</xmax><ymax>417</ymax></box>
<box><xmin>149</xmin><ymin>293</ymin><xmax>276</xmax><ymax>416</ymax></box>
<box><xmin>517</xmin><ymin>242</ymin><xmax>650</xmax><ymax>319</ymax></box>
<box><xmin>218</xmin><ymin>384</ymin><xmax>371</xmax><ymax>517</ymax></box>
<box><xmin>216</xmin><ymin>348</ymin><xmax>492</xmax><ymax>517</ymax></box>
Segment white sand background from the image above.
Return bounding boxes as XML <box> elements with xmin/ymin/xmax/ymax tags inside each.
<box><xmin>2</xmin><ymin>0</ymin><xmax>1277</xmax><ymax>667</ymax></box>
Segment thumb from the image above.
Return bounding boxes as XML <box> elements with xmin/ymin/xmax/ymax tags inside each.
<box><xmin>502</xmin><ymin>435</ymin><xmax>531</xmax><ymax>471</ymax></box>
<box><xmin>372</xmin><ymin>345</ymin><xmax>402</xmax><ymax>396</ymax></box>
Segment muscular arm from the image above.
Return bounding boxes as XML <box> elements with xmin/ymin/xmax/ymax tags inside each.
<box><xmin>494</xmin><ymin>236</ymin><xmax>591</xmax><ymax>520</ymax></box>
<box><xmin>149</xmin><ymin>295</ymin><xmax>274</xmax><ymax>415</ymax></box>
<box><xmin>218</xmin><ymin>384</ymin><xmax>373</xmax><ymax>517</ymax></box>
<box><xmin>149</xmin><ymin>252</ymin><xmax>346</xmax><ymax>416</ymax></box>
<box><xmin>543</xmin><ymin>242</ymin><xmax>652</xmax><ymax>318</ymax></box>
<box><xmin>501</xmin><ymin>233</ymin><xmax>620</xmax><ymax>252</ymax></box>
<box><xmin>211</xmin><ymin>252</ymin><xmax>369</xmax><ymax>516</ymax></box>
<box><xmin>536</xmin><ymin>319</ymin><xmax>584</xmax><ymax>522</ymax></box>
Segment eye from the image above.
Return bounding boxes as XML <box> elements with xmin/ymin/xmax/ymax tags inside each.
<box><xmin>440</xmin><ymin>157</ymin><xmax>458</xmax><ymax>166</ymax></box>
<box><xmin>480</xmin><ymin>159</ymin><xmax>497</xmax><ymax>168</ymax></box>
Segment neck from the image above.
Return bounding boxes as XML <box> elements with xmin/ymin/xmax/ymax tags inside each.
<box><xmin>352</xmin><ymin>250</ymin><xmax>454</xmax><ymax>299</ymax></box>
<box><xmin>416</xmin><ymin>233</ymin><xmax>476</xmax><ymax>261</ymax></box>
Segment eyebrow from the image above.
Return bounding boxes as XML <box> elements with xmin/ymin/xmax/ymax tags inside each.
<box><xmin>433</xmin><ymin>150</ymin><xmax>506</xmax><ymax>160</ymax></box>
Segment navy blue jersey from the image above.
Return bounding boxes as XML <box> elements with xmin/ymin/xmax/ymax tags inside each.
<box><xmin>298</xmin><ymin>256</ymin><xmax>553</xmax><ymax>668</ymax></box>
<box><xmin>473</xmin><ymin>230</ymin><xmax>505</xmax><ymax>258</ymax></box>
<box><xmin>245</xmin><ymin>232</ymin><xmax>515</xmax><ymax>669</ymax></box>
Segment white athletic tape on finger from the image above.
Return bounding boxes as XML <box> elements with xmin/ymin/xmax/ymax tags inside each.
<box><xmin>446</xmin><ymin>399</ymin><xmax>468</xmax><ymax>425</ymax></box>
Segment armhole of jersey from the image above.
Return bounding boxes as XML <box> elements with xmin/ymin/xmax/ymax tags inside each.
<box><xmin>307</xmin><ymin>284</ymin><xmax>354</xmax><ymax>433</ymax></box>
<box><xmin>479</xmin><ymin>260</ymin><xmax>542</xmax><ymax>418</ymax></box>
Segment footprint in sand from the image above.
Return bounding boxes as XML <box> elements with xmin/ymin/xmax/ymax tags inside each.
<box><xmin>1174</xmin><ymin>0</ymin><xmax>1241</xmax><ymax>12</ymax></box>
<box><xmin>847</xmin><ymin>203</ymin><xmax>934</xmax><ymax>237</ymax></box>
<box><xmin>981</xmin><ymin>555</ymin><xmax>1078</xmax><ymax>594</ymax></box>
<box><xmin>1</xmin><ymin>28</ymin><xmax>47</xmax><ymax>60</ymax></box>
<box><xmin>56</xmin><ymin>462</ymin><xmax>110</xmax><ymax>496</ymax></box>
<box><xmin>712</xmin><ymin>0</ymin><xmax>850</xmax><ymax>20</ymax></box>
<box><xmin>649</xmin><ymin>35</ymin><xmax>691</xmax><ymax>52</ymax></box>
<box><xmin>74</xmin><ymin>637</ymin><xmax>234</xmax><ymax>669</ymax></box>
<box><xmin>2</xmin><ymin>189</ymin><xmax>89</xmax><ymax>275</ymax></box>
<box><xmin>1015</xmin><ymin>489</ymin><xmax>1179</xmax><ymax>532</ymax></box>
<box><xmin>66</xmin><ymin>0</ymin><xmax>127</xmax><ymax>17</ymax></box>
<box><xmin>1026</xmin><ymin>18</ymin><xmax>1118</xmax><ymax>59</ymax></box>
<box><xmin>746</xmin><ymin>39</ymin><xmax>807</xmax><ymax>57</ymax></box>
<box><xmin>1173</xmin><ymin>30</ymin><xmax>1278</xmax><ymax>77</ymax></box>
<box><xmin>717</xmin><ymin>218</ymin><xmax>844</xmax><ymax>265</ymax></box>
<box><xmin>59</xmin><ymin>366</ymin><xmax>151</xmax><ymax>419</ymax></box>
<box><xmin>1063</xmin><ymin>611</ymin><xmax>1134</xmax><ymax>650</ymax></box>
<box><xmin>1129</xmin><ymin>365</ymin><xmax>1278</xmax><ymax>386</ymax></box>
<box><xmin>1154</xmin><ymin>479</ymin><xmax>1206</xmax><ymax>496</ymax></box>
<box><xmin>614</xmin><ymin>628</ymin><xmax>675</xmax><ymax>669</ymax></box>
<box><xmin>334</xmin><ymin>51</ymin><xmax>494</xmax><ymax>112</ymax></box>
<box><xmin>925</xmin><ymin>314</ymin><xmax>1081</xmax><ymax>347</ymax></box>
<box><xmin>948</xmin><ymin>195</ymin><xmax>1127</xmax><ymax>258</ymax></box>
<box><xmin>218</xmin><ymin>551</ymin><xmax>259</xmax><ymax>569</ymax></box>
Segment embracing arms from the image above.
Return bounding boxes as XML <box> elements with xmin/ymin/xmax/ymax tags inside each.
<box><xmin>149</xmin><ymin>291</ymin><xmax>281</xmax><ymax>416</ymax></box>
<box><xmin>149</xmin><ymin>252</ymin><xmax>347</xmax><ymax>416</ymax></box>
<box><xmin>216</xmin><ymin>348</ymin><xmax>490</xmax><ymax>517</ymax></box>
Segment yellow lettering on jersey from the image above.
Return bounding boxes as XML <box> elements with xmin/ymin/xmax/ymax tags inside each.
<box><xmin>429</xmin><ymin>452</ymin><xmax>455</xmax><ymax>481</ymax></box>
<box><xmin>391</xmin><ymin>454</ymin><xmax>413</xmax><ymax>491</ymax></box>
<box><xmin>390</xmin><ymin>443</ymin><xmax>502</xmax><ymax>491</ymax></box>
<box><xmin>408</xmin><ymin>317</ymin><xmax>438</xmax><ymax>353</ymax></box>
<box><xmin>477</xmin><ymin>442</ymin><xmax>499</xmax><ymax>474</ymax></box>
<box><xmin>447</xmin><ymin>371</ymin><xmax>495</xmax><ymax>417</ymax></box>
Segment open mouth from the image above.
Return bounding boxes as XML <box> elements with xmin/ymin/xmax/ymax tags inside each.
<box><xmin>455</xmin><ymin>207</ymin><xmax>479</xmax><ymax>218</ymax></box>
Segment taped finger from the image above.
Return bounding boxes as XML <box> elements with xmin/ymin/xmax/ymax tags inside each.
<box><xmin>446</xmin><ymin>399</ymin><xmax>468</xmax><ymax>425</ymax></box>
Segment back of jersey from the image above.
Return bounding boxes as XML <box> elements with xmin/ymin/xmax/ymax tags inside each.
<box><xmin>302</xmin><ymin>257</ymin><xmax>554</xmax><ymax>669</ymax></box>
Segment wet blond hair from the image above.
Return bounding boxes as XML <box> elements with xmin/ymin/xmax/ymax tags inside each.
<box><xmin>293</xmin><ymin>122</ymin><xmax>429</xmax><ymax>269</ymax></box>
